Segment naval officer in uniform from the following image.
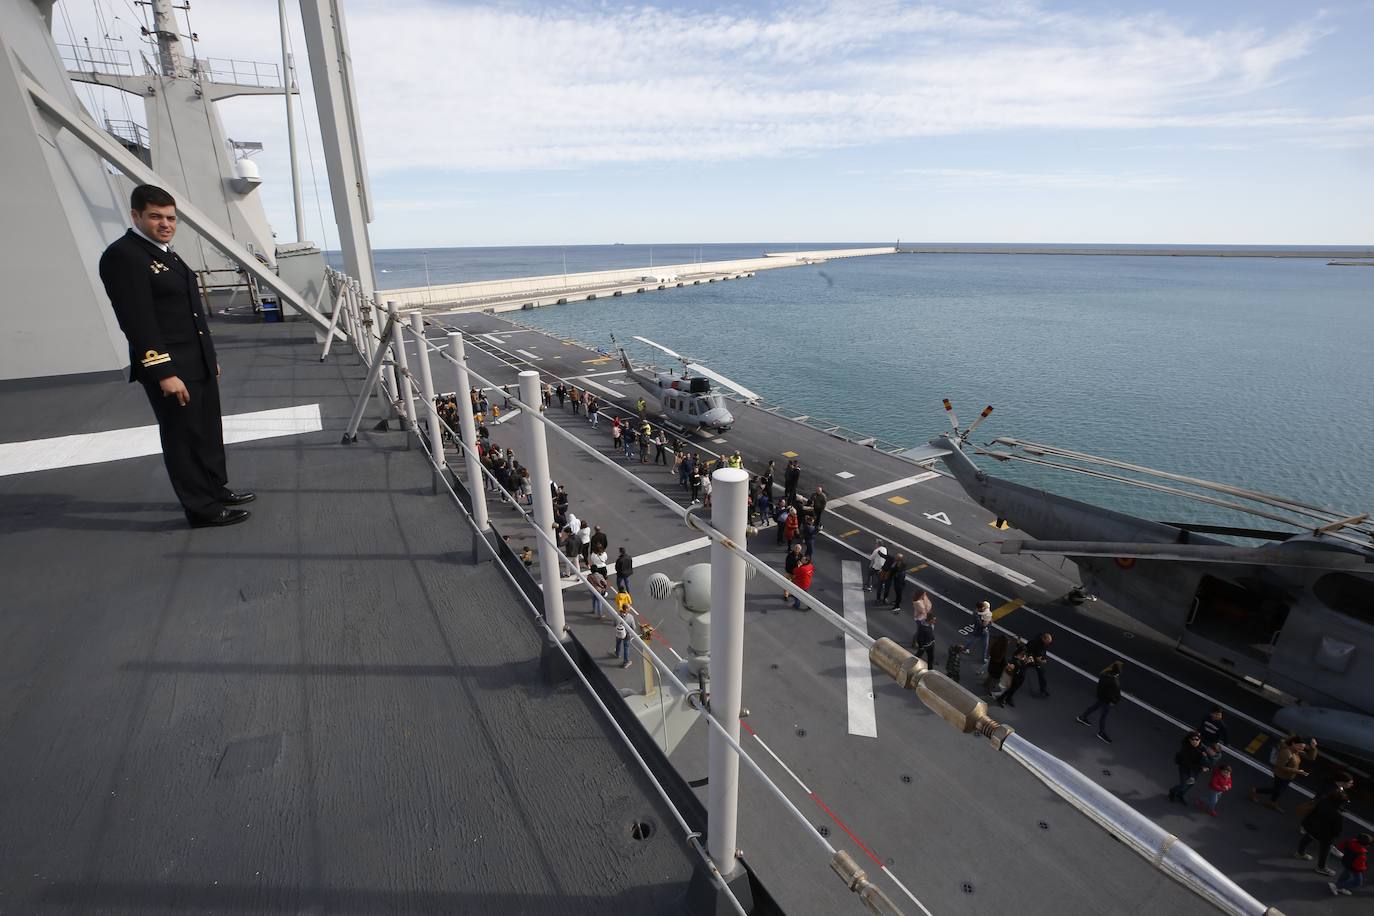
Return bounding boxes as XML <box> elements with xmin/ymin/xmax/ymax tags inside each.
<box><xmin>99</xmin><ymin>184</ymin><xmax>254</xmax><ymax>528</ymax></box>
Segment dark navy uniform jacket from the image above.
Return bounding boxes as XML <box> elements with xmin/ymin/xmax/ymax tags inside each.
<box><xmin>99</xmin><ymin>229</ymin><xmax>217</xmax><ymax>384</ymax></box>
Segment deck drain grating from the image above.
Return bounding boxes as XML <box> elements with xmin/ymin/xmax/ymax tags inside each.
<box><xmin>630</xmin><ymin>821</ymin><xmax>655</xmax><ymax>841</ymax></box>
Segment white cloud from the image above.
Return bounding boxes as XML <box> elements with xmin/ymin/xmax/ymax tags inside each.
<box><xmin>897</xmin><ymin>168</ymin><xmax>1182</xmax><ymax>190</ymax></box>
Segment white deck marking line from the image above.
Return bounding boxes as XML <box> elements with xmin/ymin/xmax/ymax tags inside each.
<box><xmin>515</xmin><ymin>348</ymin><xmax>539</xmax><ymax>359</ymax></box>
<box><xmin>817</xmin><ymin>523</ymin><xmax>1374</xmax><ymax>834</ymax></box>
<box><xmin>492</xmin><ymin>408</ymin><xmax>521</xmax><ymax>425</ymax></box>
<box><xmin>0</xmin><ymin>404</ymin><xmax>323</xmax><ymax>477</ymax></box>
<box><xmin>828</xmin><ymin>472</ymin><xmax>938</xmax><ymax>507</ymax></box>
<box><xmin>481</xmin><ymin>333</ymin><xmax>505</xmax><ymax>346</ymax></box>
<box><xmin>748</xmin><ymin>730</ymin><xmax>812</xmax><ymax>794</ymax></box>
<box><xmin>881</xmin><ymin>866</ymin><xmax>936</xmax><ymax>916</ymax></box>
<box><xmin>575</xmin><ymin>376</ymin><xmax>627</xmax><ymax>399</ymax></box>
<box><xmin>841</xmin><ymin>560</ymin><xmax>878</xmax><ymax>738</ymax></box>
<box><xmin>845</xmin><ymin>501</ymin><xmax>1036</xmax><ymax>587</ymax></box>
<box><xmin>559</xmin><ymin>536</ymin><xmax>712</xmax><ymax>590</ymax></box>
<box><xmin>578</xmin><ymin>368</ymin><xmax>628</xmax><ymax>379</ymax></box>
<box><xmin>835</xmin><ymin>471</ymin><xmax>855</xmax><ymax>479</ymax></box>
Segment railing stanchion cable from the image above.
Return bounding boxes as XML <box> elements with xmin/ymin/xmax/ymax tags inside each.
<box><xmin>448</xmin><ymin>331</ymin><xmax>490</xmax><ymax>531</ymax></box>
<box><xmin>518</xmin><ymin>369</ymin><xmax>566</xmax><ymax>638</ymax></box>
<box><xmin>409</xmin><ymin>314</ymin><xmax>445</xmax><ymax>489</ymax></box>
<box><xmin>388</xmin><ymin>301</ymin><xmax>417</xmax><ymax>443</ymax></box>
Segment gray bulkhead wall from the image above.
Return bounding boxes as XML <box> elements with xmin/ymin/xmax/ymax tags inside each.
<box><xmin>0</xmin><ymin>0</ymin><xmax>130</xmax><ymax>381</ymax></box>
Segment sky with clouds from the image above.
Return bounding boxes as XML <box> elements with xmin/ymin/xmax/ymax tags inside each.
<box><xmin>55</xmin><ymin>0</ymin><xmax>1373</xmax><ymax>248</ymax></box>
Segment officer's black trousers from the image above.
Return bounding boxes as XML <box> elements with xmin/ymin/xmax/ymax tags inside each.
<box><xmin>142</xmin><ymin>375</ymin><xmax>228</xmax><ymax>519</ymax></box>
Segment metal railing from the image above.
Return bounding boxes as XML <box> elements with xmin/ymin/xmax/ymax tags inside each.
<box><xmin>57</xmin><ymin>42</ymin><xmax>134</xmax><ymax>75</ymax></box>
<box><xmin>193</xmin><ymin>57</ymin><xmax>282</xmax><ymax>89</ymax></box>
<box><xmin>320</xmin><ymin>273</ymin><xmax>1285</xmax><ymax>916</ymax></box>
<box><xmin>104</xmin><ymin>118</ymin><xmax>149</xmax><ymax>149</ymax></box>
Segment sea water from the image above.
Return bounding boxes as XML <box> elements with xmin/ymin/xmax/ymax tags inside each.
<box><xmin>361</xmin><ymin>244</ymin><xmax>1373</xmax><ymax>527</ymax></box>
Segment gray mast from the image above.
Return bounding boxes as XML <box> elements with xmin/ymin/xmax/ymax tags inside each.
<box><xmin>278</xmin><ymin>0</ymin><xmax>304</xmax><ymax>242</ymax></box>
<box><xmin>148</xmin><ymin>0</ymin><xmax>189</xmax><ymax>79</ymax></box>
<box><xmin>298</xmin><ymin>0</ymin><xmax>377</xmax><ymax>299</ymax></box>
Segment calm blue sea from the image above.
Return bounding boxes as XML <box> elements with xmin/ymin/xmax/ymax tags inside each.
<box><xmin>356</xmin><ymin>244</ymin><xmax>1374</xmax><ymax>526</ymax></box>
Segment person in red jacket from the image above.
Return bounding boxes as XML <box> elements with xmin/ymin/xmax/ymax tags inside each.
<box><xmin>1196</xmin><ymin>763</ymin><xmax>1232</xmax><ymax>817</ymax></box>
<box><xmin>1330</xmin><ymin>831</ymin><xmax>1369</xmax><ymax>896</ymax></box>
<box><xmin>790</xmin><ymin>556</ymin><xmax>814</xmax><ymax>610</ymax></box>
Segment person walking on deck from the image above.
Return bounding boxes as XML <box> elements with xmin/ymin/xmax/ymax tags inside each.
<box><xmin>783</xmin><ymin>459</ymin><xmax>801</xmax><ymax>505</ymax></box>
<box><xmin>1024</xmin><ymin>632</ymin><xmax>1053</xmax><ymax>697</ymax></box>
<box><xmin>789</xmin><ymin>555</ymin><xmax>814</xmax><ymax>610</ymax></box>
<box><xmin>782</xmin><ymin>542</ymin><xmax>803</xmax><ymax>602</ymax></box>
<box><xmin>1297</xmin><ymin>784</ymin><xmax>1350</xmax><ymax>876</ymax></box>
<box><xmin>1076</xmin><ymin>660</ymin><xmax>1124</xmax><ymax>744</ymax></box>
<box><xmin>887</xmin><ymin>552</ymin><xmax>907</xmax><ymax>609</ymax></box>
<box><xmin>961</xmin><ymin>602</ymin><xmax>994</xmax><ymax>674</ymax></box>
<box><xmin>611</xmin><ymin>418</ymin><xmax>622</xmax><ymax>454</ymax></box>
<box><xmin>1330</xmin><ymin>832</ymin><xmax>1369</xmax><ymax>896</ymax></box>
<box><xmin>912</xmin><ymin>610</ymin><xmax>936</xmax><ymax>669</ymax></box>
<box><xmin>1250</xmin><ymin>736</ymin><xmax>1317</xmax><ymax>812</ymax></box>
<box><xmin>613</xmin><ymin>618</ymin><xmax>631</xmax><ymax>668</ymax></box>
<box><xmin>1199</xmin><ymin>706</ymin><xmax>1229</xmax><ymax>752</ymax></box>
<box><xmin>614</xmin><ymin>547</ymin><xmax>633</xmax><ymax>593</ymax></box>
<box><xmin>1197</xmin><ymin>763</ymin><xmax>1232</xmax><ymax>817</ymax></box>
<box><xmin>1166</xmin><ymin>732</ymin><xmax>1214</xmax><ymax>805</ymax></box>
<box><xmin>866</xmin><ymin>543</ymin><xmax>887</xmax><ymax>591</ymax></box>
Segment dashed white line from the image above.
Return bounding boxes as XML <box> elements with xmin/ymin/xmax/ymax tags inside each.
<box><xmin>516</xmin><ymin>348</ymin><xmax>539</xmax><ymax>359</ymax></box>
<box><xmin>828</xmin><ymin>472</ymin><xmax>938</xmax><ymax>507</ymax></box>
<box><xmin>835</xmin><ymin>470</ymin><xmax>855</xmax><ymax>479</ymax></box>
<box><xmin>842</xmin><ymin>561</ymin><xmax>878</xmax><ymax>738</ymax></box>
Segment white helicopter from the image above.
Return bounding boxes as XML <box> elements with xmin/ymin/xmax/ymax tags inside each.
<box><xmin>609</xmin><ymin>334</ymin><xmax>761</xmax><ymax>434</ymax></box>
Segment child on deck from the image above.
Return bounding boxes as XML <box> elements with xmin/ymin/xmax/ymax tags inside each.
<box><xmin>1330</xmin><ymin>832</ymin><xmax>1369</xmax><ymax>896</ymax></box>
<box><xmin>1196</xmin><ymin>763</ymin><xmax>1232</xmax><ymax>817</ymax></box>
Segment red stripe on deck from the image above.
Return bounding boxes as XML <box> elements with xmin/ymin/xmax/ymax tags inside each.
<box><xmin>809</xmin><ymin>792</ymin><xmax>883</xmax><ymax>867</ymax></box>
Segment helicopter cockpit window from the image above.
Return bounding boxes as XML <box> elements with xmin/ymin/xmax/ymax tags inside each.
<box><xmin>1313</xmin><ymin>573</ymin><xmax>1374</xmax><ymax>628</ymax></box>
<box><xmin>688</xmin><ymin>401</ymin><xmax>698</xmax><ymax>415</ymax></box>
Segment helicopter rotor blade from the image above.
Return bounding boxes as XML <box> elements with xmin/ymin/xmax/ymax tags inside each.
<box><xmin>632</xmin><ymin>335</ymin><xmax>691</xmax><ymax>365</ymax></box>
<box><xmin>687</xmin><ymin>363</ymin><xmax>762</xmax><ymax>402</ymax></box>
<box><xmin>962</xmin><ymin>405</ymin><xmax>994</xmax><ymax>439</ymax></box>
<box><xmin>942</xmin><ymin>398</ymin><xmax>960</xmax><ymax>432</ymax></box>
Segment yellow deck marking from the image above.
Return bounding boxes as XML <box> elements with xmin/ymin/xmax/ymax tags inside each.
<box><xmin>991</xmin><ymin>599</ymin><xmax>1024</xmax><ymax>621</ymax></box>
<box><xmin>582</xmin><ymin>356</ymin><xmax>612</xmax><ymax>365</ymax></box>
<box><xmin>1245</xmin><ymin>734</ymin><xmax>1269</xmax><ymax>755</ymax></box>
<box><xmin>887</xmin><ymin>495</ymin><xmax>909</xmax><ymax>505</ymax></box>
<box><xmin>908</xmin><ymin>563</ymin><xmax>928</xmax><ymax>573</ymax></box>
<box><xmin>839</xmin><ymin>529</ymin><xmax>861</xmax><ymax>538</ymax></box>
<box><xmin>562</xmin><ymin>341</ymin><xmax>574</xmax><ymax>346</ymax></box>
<box><xmin>989</xmin><ymin>519</ymin><xmax>1011</xmax><ymax>530</ymax></box>
<box><xmin>782</xmin><ymin>450</ymin><xmax>799</xmax><ymax>458</ymax></box>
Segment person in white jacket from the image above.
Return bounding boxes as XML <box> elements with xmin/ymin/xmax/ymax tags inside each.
<box><xmin>866</xmin><ymin>543</ymin><xmax>888</xmax><ymax>591</ymax></box>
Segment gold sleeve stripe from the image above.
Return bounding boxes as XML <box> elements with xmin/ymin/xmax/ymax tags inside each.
<box><xmin>141</xmin><ymin>350</ymin><xmax>171</xmax><ymax>368</ymax></box>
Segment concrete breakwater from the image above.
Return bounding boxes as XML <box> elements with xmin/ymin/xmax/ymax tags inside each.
<box><xmin>896</xmin><ymin>245</ymin><xmax>1374</xmax><ymax>258</ymax></box>
<box><xmin>381</xmin><ymin>246</ymin><xmax>896</xmax><ymax>314</ymax></box>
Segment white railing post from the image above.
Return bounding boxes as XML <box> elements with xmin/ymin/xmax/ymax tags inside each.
<box><xmin>388</xmin><ymin>301</ymin><xmax>417</xmax><ymax>445</ymax></box>
<box><xmin>518</xmin><ymin>369</ymin><xmax>566</xmax><ymax>638</ymax></box>
<box><xmin>409</xmin><ymin>312</ymin><xmax>445</xmax><ymax>490</ymax></box>
<box><xmin>707</xmin><ymin>467</ymin><xmax>749</xmax><ymax>879</ymax></box>
<box><xmin>449</xmin><ymin>331</ymin><xmax>489</xmax><ymax>531</ymax></box>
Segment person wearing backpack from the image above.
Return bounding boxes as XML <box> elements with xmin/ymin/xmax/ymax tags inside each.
<box><xmin>1330</xmin><ymin>832</ymin><xmax>1370</xmax><ymax>896</ymax></box>
<box><xmin>1250</xmin><ymin>735</ymin><xmax>1317</xmax><ymax>812</ymax></box>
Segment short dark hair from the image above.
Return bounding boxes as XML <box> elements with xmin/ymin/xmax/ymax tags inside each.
<box><xmin>130</xmin><ymin>184</ymin><xmax>175</xmax><ymax>212</ymax></box>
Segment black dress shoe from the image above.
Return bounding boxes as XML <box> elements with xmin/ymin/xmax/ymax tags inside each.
<box><xmin>188</xmin><ymin>508</ymin><xmax>251</xmax><ymax>528</ymax></box>
<box><xmin>220</xmin><ymin>490</ymin><xmax>256</xmax><ymax>506</ymax></box>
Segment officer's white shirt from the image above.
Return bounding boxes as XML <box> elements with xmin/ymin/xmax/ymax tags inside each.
<box><xmin>132</xmin><ymin>225</ymin><xmax>169</xmax><ymax>252</ymax></box>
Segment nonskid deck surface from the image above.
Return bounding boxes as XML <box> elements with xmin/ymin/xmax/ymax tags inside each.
<box><xmin>437</xmin><ymin>310</ymin><xmax>1370</xmax><ymax>916</ymax></box>
<box><xmin>0</xmin><ymin>316</ymin><xmax>699</xmax><ymax>915</ymax></box>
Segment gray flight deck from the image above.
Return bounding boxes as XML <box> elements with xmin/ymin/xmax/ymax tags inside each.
<box><xmin>0</xmin><ymin>316</ymin><xmax>702</xmax><ymax>915</ymax></box>
<box><xmin>434</xmin><ymin>310</ymin><xmax>1371</xmax><ymax>916</ymax></box>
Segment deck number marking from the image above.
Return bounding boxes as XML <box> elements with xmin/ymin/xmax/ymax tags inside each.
<box><xmin>924</xmin><ymin>511</ymin><xmax>951</xmax><ymax>526</ymax></box>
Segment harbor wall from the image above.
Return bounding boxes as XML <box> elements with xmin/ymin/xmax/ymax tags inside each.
<box><xmin>380</xmin><ymin>246</ymin><xmax>896</xmax><ymax>309</ymax></box>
